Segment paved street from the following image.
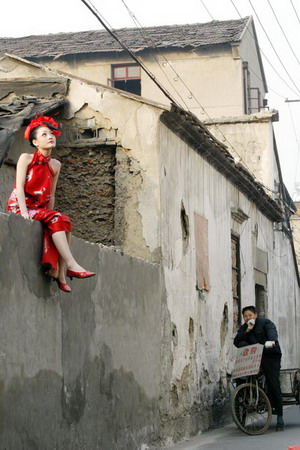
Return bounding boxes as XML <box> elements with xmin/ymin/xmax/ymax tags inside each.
<box><xmin>163</xmin><ymin>405</ymin><xmax>300</xmax><ymax>450</ymax></box>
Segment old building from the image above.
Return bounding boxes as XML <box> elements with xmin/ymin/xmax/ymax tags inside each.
<box><xmin>0</xmin><ymin>17</ymin><xmax>280</xmax><ymax>202</ymax></box>
<box><xmin>0</xmin><ymin>17</ymin><xmax>266</xmax><ymax>120</ymax></box>
<box><xmin>0</xmin><ymin>49</ymin><xmax>299</xmax><ymax>448</ymax></box>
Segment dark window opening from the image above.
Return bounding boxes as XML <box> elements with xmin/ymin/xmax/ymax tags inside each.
<box><xmin>110</xmin><ymin>64</ymin><xmax>141</xmax><ymax>95</ymax></box>
<box><xmin>113</xmin><ymin>79</ymin><xmax>141</xmax><ymax>95</ymax></box>
<box><xmin>255</xmin><ymin>284</ymin><xmax>266</xmax><ymax>317</ymax></box>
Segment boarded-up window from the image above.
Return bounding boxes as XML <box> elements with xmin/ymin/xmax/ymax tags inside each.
<box><xmin>231</xmin><ymin>235</ymin><xmax>241</xmax><ymax>329</ymax></box>
<box><xmin>194</xmin><ymin>213</ymin><xmax>210</xmax><ymax>291</ymax></box>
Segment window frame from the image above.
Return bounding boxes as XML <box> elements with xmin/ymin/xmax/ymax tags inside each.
<box><xmin>111</xmin><ymin>63</ymin><xmax>141</xmax><ymax>81</ymax></box>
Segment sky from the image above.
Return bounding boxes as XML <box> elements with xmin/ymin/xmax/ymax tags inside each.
<box><xmin>2</xmin><ymin>0</ymin><xmax>300</xmax><ymax>195</ymax></box>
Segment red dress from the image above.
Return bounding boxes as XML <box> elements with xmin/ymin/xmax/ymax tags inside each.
<box><xmin>7</xmin><ymin>150</ymin><xmax>72</xmax><ymax>270</ymax></box>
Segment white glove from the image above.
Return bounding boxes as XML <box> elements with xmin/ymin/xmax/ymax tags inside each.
<box><xmin>247</xmin><ymin>319</ymin><xmax>256</xmax><ymax>330</ymax></box>
<box><xmin>265</xmin><ymin>341</ymin><xmax>275</xmax><ymax>349</ymax></box>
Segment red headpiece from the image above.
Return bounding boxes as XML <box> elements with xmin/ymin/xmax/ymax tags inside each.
<box><xmin>24</xmin><ymin>115</ymin><xmax>61</xmax><ymax>140</ymax></box>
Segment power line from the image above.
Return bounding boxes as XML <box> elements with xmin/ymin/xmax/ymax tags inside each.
<box><xmin>200</xmin><ymin>0</ymin><xmax>214</xmax><ymax>20</ymax></box>
<box><xmin>286</xmin><ymin>101</ymin><xmax>300</xmax><ymax>187</ymax></box>
<box><xmin>81</xmin><ymin>0</ymin><xmax>285</xmax><ymax>204</ymax></box>
<box><xmin>248</xmin><ymin>0</ymin><xmax>300</xmax><ymax>96</ymax></box>
<box><xmin>120</xmin><ymin>0</ymin><xmax>191</xmax><ymax>110</ymax></box>
<box><xmin>120</xmin><ymin>0</ymin><xmax>248</xmax><ymax>165</ymax></box>
<box><xmin>80</xmin><ymin>0</ymin><xmax>180</xmax><ymax>107</ymax></box>
<box><xmin>230</xmin><ymin>0</ymin><xmax>300</xmax><ymax>98</ymax></box>
<box><xmin>267</xmin><ymin>0</ymin><xmax>300</xmax><ymax>67</ymax></box>
<box><xmin>290</xmin><ymin>0</ymin><xmax>300</xmax><ymax>27</ymax></box>
<box><xmin>121</xmin><ymin>0</ymin><xmax>216</xmax><ymax>117</ymax></box>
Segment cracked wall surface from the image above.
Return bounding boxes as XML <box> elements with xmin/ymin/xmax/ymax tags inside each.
<box><xmin>61</xmin><ymin>80</ymin><xmax>162</xmax><ymax>262</ymax></box>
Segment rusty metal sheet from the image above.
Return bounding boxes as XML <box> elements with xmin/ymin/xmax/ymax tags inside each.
<box><xmin>0</xmin><ymin>98</ymin><xmax>66</xmax><ymax>166</ymax></box>
<box><xmin>0</xmin><ymin>78</ymin><xmax>68</xmax><ymax>100</ymax></box>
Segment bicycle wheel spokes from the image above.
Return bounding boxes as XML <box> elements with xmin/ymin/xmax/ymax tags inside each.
<box><xmin>231</xmin><ymin>383</ymin><xmax>272</xmax><ymax>435</ymax></box>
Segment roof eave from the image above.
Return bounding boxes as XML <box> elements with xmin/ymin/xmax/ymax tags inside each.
<box><xmin>160</xmin><ymin>105</ymin><xmax>283</xmax><ymax>222</ymax></box>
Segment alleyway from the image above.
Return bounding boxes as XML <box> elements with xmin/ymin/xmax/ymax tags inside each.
<box><xmin>163</xmin><ymin>405</ymin><xmax>300</xmax><ymax>450</ymax></box>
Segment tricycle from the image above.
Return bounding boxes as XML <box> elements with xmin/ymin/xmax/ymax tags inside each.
<box><xmin>230</xmin><ymin>344</ymin><xmax>300</xmax><ymax>435</ymax></box>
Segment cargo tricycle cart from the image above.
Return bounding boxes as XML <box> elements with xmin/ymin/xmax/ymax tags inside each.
<box><xmin>231</xmin><ymin>344</ymin><xmax>300</xmax><ymax>435</ymax></box>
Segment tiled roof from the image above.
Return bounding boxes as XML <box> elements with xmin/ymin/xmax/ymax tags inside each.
<box><xmin>161</xmin><ymin>105</ymin><xmax>284</xmax><ymax>223</ymax></box>
<box><xmin>0</xmin><ymin>17</ymin><xmax>250</xmax><ymax>60</ymax></box>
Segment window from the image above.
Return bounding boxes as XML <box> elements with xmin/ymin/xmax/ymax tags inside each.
<box><xmin>110</xmin><ymin>64</ymin><xmax>141</xmax><ymax>95</ymax></box>
<box><xmin>243</xmin><ymin>62</ymin><xmax>263</xmax><ymax>114</ymax></box>
<box><xmin>255</xmin><ymin>284</ymin><xmax>266</xmax><ymax>317</ymax></box>
<box><xmin>231</xmin><ymin>234</ymin><xmax>241</xmax><ymax>329</ymax></box>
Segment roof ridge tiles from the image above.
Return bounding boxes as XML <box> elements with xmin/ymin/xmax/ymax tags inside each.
<box><xmin>0</xmin><ymin>17</ymin><xmax>250</xmax><ymax>60</ymax></box>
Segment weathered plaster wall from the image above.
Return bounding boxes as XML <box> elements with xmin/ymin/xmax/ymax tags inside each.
<box><xmin>43</xmin><ymin>48</ymin><xmax>245</xmax><ymax>121</ymax></box>
<box><xmin>291</xmin><ymin>202</ymin><xmax>300</xmax><ymax>271</ymax></box>
<box><xmin>0</xmin><ymin>212</ymin><xmax>164</xmax><ymax>450</ymax></box>
<box><xmin>158</xmin><ymin>125</ymin><xmax>300</xmax><ymax>439</ymax></box>
<box><xmin>206</xmin><ymin>113</ymin><xmax>278</xmax><ymax>191</ymax></box>
<box><xmin>63</xmin><ymin>79</ymin><xmax>162</xmax><ymax>262</ymax></box>
<box><xmin>239</xmin><ymin>20</ymin><xmax>267</xmax><ymax>101</ymax></box>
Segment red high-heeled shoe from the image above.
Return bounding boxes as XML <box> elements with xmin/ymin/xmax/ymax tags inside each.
<box><xmin>66</xmin><ymin>269</ymin><xmax>96</xmax><ymax>280</ymax></box>
<box><xmin>55</xmin><ymin>279</ymin><xmax>72</xmax><ymax>293</ymax></box>
<box><xmin>46</xmin><ymin>273</ymin><xmax>72</xmax><ymax>293</ymax></box>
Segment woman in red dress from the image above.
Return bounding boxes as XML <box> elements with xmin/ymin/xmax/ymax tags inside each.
<box><xmin>7</xmin><ymin>115</ymin><xmax>95</xmax><ymax>293</ymax></box>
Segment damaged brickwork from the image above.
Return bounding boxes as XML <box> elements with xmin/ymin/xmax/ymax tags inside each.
<box><xmin>55</xmin><ymin>145</ymin><xmax>116</xmax><ymax>246</ymax></box>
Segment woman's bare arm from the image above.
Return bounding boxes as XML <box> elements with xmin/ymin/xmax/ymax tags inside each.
<box><xmin>48</xmin><ymin>159</ymin><xmax>61</xmax><ymax>210</ymax></box>
<box><xmin>16</xmin><ymin>153</ymin><xmax>33</xmax><ymax>219</ymax></box>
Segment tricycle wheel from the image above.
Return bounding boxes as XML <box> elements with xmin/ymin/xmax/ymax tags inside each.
<box><xmin>231</xmin><ymin>383</ymin><xmax>272</xmax><ymax>435</ymax></box>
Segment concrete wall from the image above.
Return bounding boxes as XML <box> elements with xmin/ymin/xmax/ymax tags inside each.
<box><xmin>0</xmin><ymin>212</ymin><xmax>164</xmax><ymax>450</ymax></box>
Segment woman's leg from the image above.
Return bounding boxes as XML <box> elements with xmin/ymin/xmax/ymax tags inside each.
<box><xmin>52</xmin><ymin>231</ymin><xmax>86</xmax><ymax>275</ymax></box>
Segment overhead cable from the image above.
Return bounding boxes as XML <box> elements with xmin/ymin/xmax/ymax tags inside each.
<box><xmin>231</xmin><ymin>0</ymin><xmax>300</xmax><ymax>98</ymax></box>
<box><xmin>80</xmin><ymin>0</ymin><xmax>181</xmax><ymax>107</ymax></box>
<box><xmin>120</xmin><ymin>0</ymin><xmax>191</xmax><ymax>110</ymax></box>
<box><xmin>200</xmin><ymin>0</ymin><xmax>214</xmax><ymax>20</ymax></box>
<box><xmin>267</xmin><ymin>0</ymin><xmax>300</xmax><ymax>67</ymax></box>
<box><xmin>290</xmin><ymin>0</ymin><xmax>300</xmax><ymax>27</ymax></box>
<box><xmin>286</xmin><ymin>101</ymin><xmax>300</xmax><ymax>189</ymax></box>
<box><xmin>248</xmin><ymin>0</ymin><xmax>300</xmax><ymax>96</ymax></box>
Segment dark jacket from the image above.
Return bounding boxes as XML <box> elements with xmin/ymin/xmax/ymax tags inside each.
<box><xmin>234</xmin><ymin>317</ymin><xmax>282</xmax><ymax>355</ymax></box>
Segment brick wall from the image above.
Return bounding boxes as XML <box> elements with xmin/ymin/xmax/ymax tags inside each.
<box><xmin>55</xmin><ymin>145</ymin><xmax>116</xmax><ymax>245</ymax></box>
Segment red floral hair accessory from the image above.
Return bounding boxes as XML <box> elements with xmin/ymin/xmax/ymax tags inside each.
<box><xmin>24</xmin><ymin>115</ymin><xmax>61</xmax><ymax>140</ymax></box>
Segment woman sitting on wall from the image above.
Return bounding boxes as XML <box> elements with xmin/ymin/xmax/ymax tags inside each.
<box><xmin>7</xmin><ymin>115</ymin><xmax>95</xmax><ymax>293</ymax></box>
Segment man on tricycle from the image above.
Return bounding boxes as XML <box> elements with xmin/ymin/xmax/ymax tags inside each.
<box><xmin>234</xmin><ymin>305</ymin><xmax>284</xmax><ymax>431</ymax></box>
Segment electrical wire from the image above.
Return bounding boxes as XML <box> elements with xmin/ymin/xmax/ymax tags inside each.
<box><xmin>120</xmin><ymin>0</ymin><xmax>215</xmax><ymax>117</ymax></box>
<box><xmin>200</xmin><ymin>0</ymin><xmax>214</xmax><ymax>20</ymax></box>
<box><xmin>120</xmin><ymin>0</ymin><xmax>251</xmax><ymax>166</ymax></box>
<box><xmin>120</xmin><ymin>0</ymin><xmax>191</xmax><ymax>110</ymax></box>
<box><xmin>231</xmin><ymin>0</ymin><xmax>300</xmax><ymax>98</ymax></box>
<box><xmin>81</xmin><ymin>0</ymin><xmax>286</xmax><ymax>207</ymax></box>
<box><xmin>290</xmin><ymin>0</ymin><xmax>300</xmax><ymax>27</ymax></box>
<box><xmin>80</xmin><ymin>0</ymin><xmax>181</xmax><ymax>108</ymax></box>
<box><xmin>248</xmin><ymin>0</ymin><xmax>300</xmax><ymax>96</ymax></box>
<box><xmin>267</xmin><ymin>0</ymin><xmax>300</xmax><ymax>67</ymax></box>
<box><xmin>286</xmin><ymin>101</ymin><xmax>300</xmax><ymax>189</ymax></box>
